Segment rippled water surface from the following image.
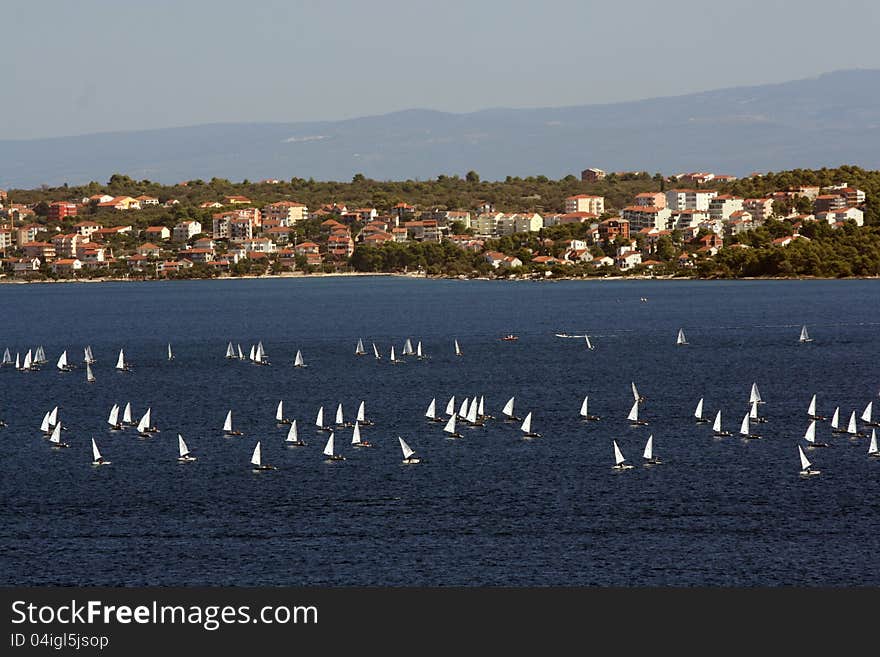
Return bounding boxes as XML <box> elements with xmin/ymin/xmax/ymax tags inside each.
<box><xmin>1</xmin><ymin>277</ymin><xmax>879</xmax><ymax>585</ymax></box>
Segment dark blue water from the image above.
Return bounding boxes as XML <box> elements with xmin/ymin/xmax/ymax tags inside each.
<box><xmin>1</xmin><ymin>277</ymin><xmax>879</xmax><ymax>586</ymax></box>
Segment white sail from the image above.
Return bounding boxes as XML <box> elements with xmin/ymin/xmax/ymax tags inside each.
<box><xmin>847</xmin><ymin>411</ymin><xmax>858</xmax><ymax>434</ymax></box>
<box><xmin>749</xmin><ymin>383</ymin><xmax>761</xmax><ymax>404</ymax></box>
<box><xmin>712</xmin><ymin>410</ymin><xmax>722</xmax><ymax>433</ymax></box>
<box><xmin>23</xmin><ymin>350</ymin><xmax>32</xmax><ymax>370</ymax></box>
<box><xmin>454</xmin><ymin>339</ymin><xmax>461</xmax><ymax>356</ymax></box>
<box><xmin>613</xmin><ymin>440</ymin><xmax>625</xmax><ymax>466</ymax></box>
<box><xmin>226</xmin><ymin>342</ymin><xmax>235</xmax><ymax>358</ymax></box>
<box><xmin>323</xmin><ymin>433</ymin><xmax>335</xmax><ymax>457</ymax></box>
<box><xmin>57</xmin><ymin>350</ymin><xmax>68</xmax><ymax>370</ymax></box>
<box><xmin>520</xmin><ymin>412</ymin><xmax>532</xmax><ymax>434</ymax></box>
<box><xmin>356</xmin><ymin>401</ymin><xmax>366</xmax><ymax>423</ymax></box>
<box><xmin>861</xmin><ymin>401</ymin><xmax>873</xmax><ymax>423</ymax></box>
<box><xmin>251</xmin><ymin>442</ymin><xmax>262</xmax><ymax>466</ymax></box>
<box><xmin>249</xmin><ymin>345</ymin><xmax>255</xmax><ymax>361</ymax></box>
<box><xmin>445</xmin><ymin>396</ymin><xmax>456</xmax><ymax>416</ymax></box>
<box><xmin>804</xmin><ymin>420</ymin><xmax>816</xmax><ymax>444</ymax></box>
<box><xmin>286</xmin><ymin>420</ymin><xmax>299</xmax><ymax>443</ymax></box>
<box><xmin>316</xmin><ymin>406</ymin><xmax>324</xmax><ymax>427</ymax></box>
<box><xmin>444</xmin><ymin>414</ymin><xmax>457</xmax><ymax>435</ymax></box>
<box><xmin>335</xmin><ymin>403</ymin><xmax>344</xmax><ymax>425</ymax></box>
<box><xmin>390</xmin><ymin>345</ymin><xmax>396</xmax><ymax>361</ymax></box>
<box><xmin>627</xmin><ymin>400</ymin><xmax>639</xmax><ymax>422</ymax></box>
<box><xmin>580</xmin><ymin>396</ymin><xmax>589</xmax><ymax>417</ymax></box>
<box><xmin>351</xmin><ymin>421</ymin><xmax>361</xmax><ymax>445</ymax></box>
<box><xmin>799</xmin><ymin>325</ymin><xmax>810</xmax><ymax>342</ymax></box>
<box><xmin>276</xmin><ymin>400</ymin><xmax>284</xmax><ymax>422</ymax></box>
<box><xmin>223</xmin><ymin>410</ymin><xmax>233</xmax><ymax>432</ymax></box>
<box><xmin>178</xmin><ymin>434</ymin><xmax>190</xmax><ymax>458</ymax></box>
<box><xmin>40</xmin><ymin>410</ymin><xmax>51</xmax><ymax>433</ymax></box>
<box><xmin>585</xmin><ymin>336</ymin><xmax>593</xmax><ymax>350</ymax></box>
<box><xmin>643</xmin><ymin>435</ymin><xmax>653</xmax><ymax>460</ymax></box>
<box><xmin>676</xmin><ymin>329</ymin><xmax>687</xmax><ymax>345</ymax></box>
<box><xmin>355</xmin><ymin>338</ymin><xmax>365</xmax><ymax>355</ymax></box>
<box><xmin>478</xmin><ymin>396</ymin><xmax>485</xmax><ymax>416</ymax></box>
<box><xmin>459</xmin><ymin>397</ymin><xmax>469</xmax><ymax>419</ymax></box>
<box><xmin>372</xmin><ymin>342</ymin><xmax>380</xmax><ymax>359</ymax></box>
<box><xmin>123</xmin><ymin>402</ymin><xmax>132</xmax><ymax>424</ymax></box>
<box><xmin>167</xmin><ymin>343</ymin><xmax>173</xmax><ymax>360</ymax></box>
<box><xmin>137</xmin><ymin>408</ymin><xmax>151</xmax><ymax>433</ymax></box>
<box><xmin>91</xmin><ymin>438</ymin><xmax>102</xmax><ymax>462</ymax></box>
<box><xmin>749</xmin><ymin>400</ymin><xmax>759</xmax><ymax>419</ymax></box>
<box><xmin>254</xmin><ymin>343</ymin><xmax>264</xmax><ymax>364</ymax></box>
<box><xmin>830</xmin><ymin>407</ymin><xmax>840</xmax><ymax>429</ymax></box>
<box><xmin>48</xmin><ymin>406</ymin><xmax>58</xmax><ymax>426</ymax></box>
<box><xmin>15</xmin><ymin>352</ymin><xmax>20</xmax><ymax>369</ymax></box>
<box><xmin>502</xmin><ymin>397</ymin><xmax>515</xmax><ymax>417</ymax></box>
<box><xmin>108</xmin><ymin>404</ymin><xmax>119</xmax><ymax>426</ymax></box>
<box><xmin>466</xmin><ymin>398</ymin><xmax>478</xmax><ymax>424</ymax></box>
<box><xmin>50</xmin><ymin>422</ymin><xmax>62</xmax><ymax>444</ymax></box>
<box><xmin>237</xmin><ymin>344</ymin><xmax>244</xmax><ymax>360</ymax></box>
<box><xmin>807</xmin><ymin>394</ymin><xmax>817</xmax><ymax>417</ymax></box>
<box><xmin>85</xmin><ymin>345</ymin><xmax>94</xmax><ymax>363</ymax></box>
<box><xmin>116</xmin><ymin>349</ymin><xmax>125</xmax><ymax>370</ymax></box>
<box><xmin>416</xmin><ymin>341</ymin><xmax>423</xmax><ymax>357</ymax></box>
<box><xmin>739</xmin><ymin>413</ymin><xmax>750</xmax><ymax>435</ymax></box>
<box><xmin>399</xmin><ymin>436</ymin><xmax>414</xmax><ymax>459</ymax></box>
<box><xmin>83</xmin><ymin>346</ymin><xmax>90</xmax><ymax>363</ymax></box>
<box><xmin>869</xmin><ymin>430</ymin><xmax>878</xmax><ymax>455</ymax></box>
<box><xmin>294</xmin><ymin>350</ymin><xmax>304</xmax><ymax>367</ymax></box>
<box><xmin>694</xmin><ymin>398</ymin><xmax>704</xmax><ymax>419</ymax></box>
<box><xmin>426</xmin><ymin>398</ymin><xmax>437</xmax><ymax>419</ymax></box>
<box><xmin>86</xmin><ymin>362</ymin><xmax>95</xmax><ymax>382</ymax></box>
<box><xmin>403</xmin><ymin>338</ymin><xmax>413</xmax><ymax>355</ymax></box>
<box><xmin>2</xmin><ymin>347</ymin><xmax>10</xmax><ymax>364</ymax></box>
<box><xmin>798</xmin><ymin>445</ymin><xmax>811</xmax><ymax>470</ymax></box>
<box><xmin>631</xmin><ymin>382</ymin><xmax>640</xmax><ymax>401</ymax></box>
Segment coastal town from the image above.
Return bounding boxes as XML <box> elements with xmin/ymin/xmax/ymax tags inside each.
<box><xmin>0</xmin><ymin>166</ymin><xmax>875</xmax><ymax>281</ymax></box>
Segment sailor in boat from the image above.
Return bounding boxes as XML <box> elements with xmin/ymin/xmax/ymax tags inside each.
<box><xmin>0</xmin><ymin>418</ymin><xmax>6</xmax><ymax>428</ymax></box>
<box><xmin>253</xmin><ymin>462</ymin><xmax>278</xmax><ymax>471</ymax></box>
<box><xmin>501</xmin><ymin>334</ymin><xmax>519</xmax><ymax>341</ymax></box>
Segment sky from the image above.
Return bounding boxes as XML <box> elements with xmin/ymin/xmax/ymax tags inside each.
<box><xmin>4</xmin><ymin>0</ymin><xmax>880</xmax><ymax>140</ymax></box>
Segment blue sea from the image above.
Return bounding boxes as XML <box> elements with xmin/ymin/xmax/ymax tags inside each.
<box><xmin>1</xmin><ymin>277</ymin><xmax>879</xmax><ymax>586</ymax></box>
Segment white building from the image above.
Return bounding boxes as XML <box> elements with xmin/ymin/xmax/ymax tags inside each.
<box><xmin>172</xmin><ymin>220</ymin><xmax>202</xmax><ymax>242</ymax></box>
<box><xmin>564</xmin><ymin>195</ymin><xmax>605</xmax><ymax>215</ymax></box>
<box><xmin>665</xmin><ymin>189</ymin><xmax>718</xmax><ymax>212</ymax></box>
<box><xmin>708</xmin><ymin>195</ymin><xmax>744</xmax><ymax>221</ymax></box>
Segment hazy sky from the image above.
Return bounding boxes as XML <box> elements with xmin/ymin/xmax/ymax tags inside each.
<box><xmin>4</xmin><ymin>0</ymin><xmax>880</xmax><ymax>140</ymax></box>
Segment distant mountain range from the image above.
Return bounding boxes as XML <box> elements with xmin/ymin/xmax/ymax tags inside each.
<box><xmin>2</xmin><ymin>69</ymin><xmax>880</xmax><ymax>189</ymax></box>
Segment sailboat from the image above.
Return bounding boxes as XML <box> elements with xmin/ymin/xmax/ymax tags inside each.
<box><xmin>445</xmin><ymin>396</ymin><xmax>456</xmax><ymax>419</ymax></box>
<box><xmin>356</xmin><ymin>400</ymin><xmax>373</xmax><ymax>426</ymax></box>
<box><xmin>465</xmin><ymin>397</ymin><xmax>483</xmax><ymax>427</ymax></box>
<box><xmin>56</xmin><ymin>350</ymin><xmax>75</xmax><ymax>372</ymax></box>
<box><xmin>804</xmin><ymin>420</ymin><xmax>829</xmax><ymax>448</ymax></box>
<box><xmin>443</xmin><ymin>414</ymin><xmax>462</xmax><ymax>438</ymax></box>
<box><xmin>167</xmin><ymin>343</ymin><xmax>174</xmax><ymax>361</ymax></box>
<box><xmin>501</xmin><ymin>396</ymin><xmax>521</xmax><ymax>422</ymax></box>
<box><xmin>40</xmin><ymin>409</ymin><xmax>53</xmax><ymax>434</ymax></box>
<box><xmin>628</xmin><ymin>400</ymin><xmax>648</xmax><ymax>426</ymax></box>
<box><xmin>275</xmin><ymin>400</ymin><xmax>291</xmax><ymax>425</ymax></box>
<box><xmin>351</xmin><ymin>421</ymin><xmax>373</xmax><ymax>448</ymax></box>
<box><xmin>250</xmin><ymin>441</ymin><xmax>277</xmax><ymax>471</ymax></box>
<box><xmin>798</xmin><ymin>445</ymin><xmax>820</xmax><ymax>476</ymax></box>
<box><xmin>223</xmin><ymin>410</ymin><xmax>243</xmax><ymax>436</ymax></box>
<box><xmin>478</xmin><ymin>396</ymin><xmax>491</xmax><ymax>420</ymax></box>
<box><xmin>631</xmin><ymin>382</ymin><xmax>645</xmax><ymax>403</ymax></box>
<box><xmin>643</xmin><ymin>435</ymin><xmax>661</xmax><ymax>465</ymax></box>
<box><xmin>86</xmin><ymin>362</ymin><xmax>95</xmax><ymax>383</ymax></box>
<box><xmin>739</xmin><ymin>412</ymin><xmax>761</xmax><ymax>439</ymax></box>
<box><xmin>389</xmin><ymin>345</ymin><xmax>403</xmax><ymax>364</ymax></box>
<box><xmin>116</xmin><ymin>349</ymin><xmax>131</xmax><ymax>372</ymax></box>
<box><xmin>829</xmin><ymin>407</ymin><xmax>845</xmax><ymax>434</ymax></box>
<box><xmin>2</xmin><ymin>348</ymin><xmax>11</xmax><ymax>366</ymax></box>
<box><xmin>293</xmin><ymin>350</ymin><xmax>306</xmax><ymax>368</ymax></box>
<box><xmin>84</xmin><ymin>345</ymin><xmax>95</xmax><ymax>364</ymax></box>
<box><xmin>254</xmin><ymin>342</ymin><xmax>270</xmax><ymax>366</ymax></box>
<box><xmin>14</xmin><ymin>352</ymin><xmax>20</xmax><ymax>370</ymax></box>
<box><xmin>749</xmin><ymin>383</ymin><xmax>764</xmax><ymax>405</ymax></box>
<box><xmin>399</xmin><ymin>436</ymin><xmax>420</xmax><ymax>464</ymax></box>
<box><xmin>403</xmin><ymin>338</ymin><xmax>414</xmax><ymax>356</ymax></box>
<box><xmin>315</xmin><ymin>406</ymin><xmax>331</xmax><ymax>432</ymax></box>
<box><xmin>585</xmin><ymin>335</ymin><xmax>595</xmax><ymax>351</ymax></box>
<box><xmin>749</xmin><ymin>400</ymin><xmax>767</xmax><ymax>424</ymax></box>
<box><xmin>323</xmin><ymin>432</ymin><xmax>345</xmax><ymax>461</ymax></box>
<box><xmin>579</xmin><ymin>396</ymin><xmax>600</xmax><ymax>421</ymax></box>
<box><xmin>712</xmin><ymin>410</ymin><xmax>731</xmax><ymax>437</ymax></box>
<box><xmin>807</xmin><ymin>394</ymin><xmax>826</xmax><ymax>421</ymax></box>
<box><xmin>285</xmin><ymin>420</ymin><xmax>306</xmax><ymax>447</ymax></box>
<box><xmin>861</xmin><ymin>401</ymin><xmax>879</xmax><ymax>427</ymax></box>
<box><xmin>237</xmin><ymin>344</ymin><xmax>244</xmax><ymax>360</ymax></box>
<box><xmin>454</xmin><ymin>339</ymin><xmax>462</xmax><ymax>357</ymax></box>
<box><xmin>868</xmin><ymin>429</ymin><xmax>879</xmax><ymax>458</ymax></box>
<box><xmin>49</xmin><ymin>423</ymin><xmax>69</xmax><ymax>448</ymax></box>
<box><xmin>355</xmin><ymin>338</ymin><xmax>366</xmax><ymax>356</ymax></box>
<box><xmin>372</xmin><ymin>342</ymin><xmax>381</xmax><ymax>360</ymax></box>
<box><xmin>846</xmin><ymin>410</ymin><xmax>865</xmax><ymax>438</ymax></box>
<box><xmin>91</xmin><ymin>437</ymin><xmax>110</xmax><ymax>466</ymax></box>
<box><xmin>416</xmin><ymin>341</ymin><xmax>425</xmax><ymax>360</ymax></box>
<box><xmin>426</xmin><ymin>398</ymin><xmax>441</xmax><ymax>422</ymax></box>
<box><xmin>520</xmin><ymin>412</ymin><xmax>541</xmax><ymax>438</ymax></box>
<box><xmin>612</xmin><ymin>440</ymin><xmax>634</xmax><ymax>470</ymax></box>
<box><xmin>694</xmin><ymin>398</ymin><xmax>708</xmax><ymax>423</ymax></box>
<box><xmin>248</xmin><ymin>345</ymin><xmax>256</xmax><ymax>361</ymax></box>
<box><xmin>676</xmin><ymin>328</ymin><xmax>688</xmax><ymax>345</ymax></box>
<box><xmin>799</xmin><ymin>325</ymin><xmax>813</xmax><ymax>343</ymax></box>
<box><xmin>226</xmin><ymin>342</ymin><xmax>236</xmax><ymax>359</ymax></box>
<box><xmin>21</xmin><ymin>349</ymin><xmax>33</xmax><ymax>371</ymax></box>
<box><xmin>122</xmin><ymin>402</ymin><xmax>134</xmax><ymax>426</ymax></box>
<box><xmin>177</xmin><ymin>434</ymin><xmax>196</xmax><ymax>462</ymax></box>
<box><xmin>459</xmin><ymin>397</ymin><xmax>469</xmax><ymax>420</ymax></box>
<box><xmin>137</xmin><ymin>408</ymin><xmax>158</xmax><ymax>436</ymax></box>
<box><xmin>335</xmin><ymin>403</ymin><xmax>352</xmax><ymax>428</ymax></box>
<box><xmin>107</xmin><ymin>404</ymin><xmax>122</xmax><ymax>431</ymax></box>
<box><xmin>45</xmin><ymin>406</ymin><xmax>60</xmax><ymax>433</ymax></box>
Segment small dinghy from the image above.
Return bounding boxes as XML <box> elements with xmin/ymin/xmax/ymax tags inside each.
<box><xmin>223</xmin><ymin>410</ymin><xmax>243</xmax><ymax>436</ymax></box>
<box><xmin>250</xmin><ymin>441</ymin><xmax>277</xmax><ymax>471</ymax></box>
<box><xmin>323</xmin><ymin>432</ymin><xmax>345</xmax><ymax>461</ymax></box>
<box><xmin>520</xmin><ymin>412</ymin><xmax>542</xmax><ymax>439</ymax></box>
<box><xmin>177</xmin><ymin>434</ymin><xmax>196</xmax><ymax>462</ymax></box>
<box><xmin>579</xmin><ymin>396</ymin><xmax>600</xmax><ymax>421</ymax></box>
<box><xmin>798</xmin><ymin>444</ymin><xmax>820</xmax><ymax>476</ymax></box>
<box><xmin>285</xmin><ymin>420</ymin><xmax>306</xmax><ymax>447</ymax></box>
<box><xmin>91</xmin><ymin>438</ymin><xmax>111</xmax><ymax>466</ymax></box>
<box><xmin>612</xmin><ymin>440</ymin><xmax>634</xmax><ymax>470</ymax></box>
<box><xmin>399</xmin><ymin>436</ymin><xmax>420</xmax><ymax>464</ymax></box>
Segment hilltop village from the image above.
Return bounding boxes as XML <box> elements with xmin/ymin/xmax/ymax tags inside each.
<box><xmin>1</xmin><ymin>166</ymin><xmax>878</xmax><ymax>281</ymax></box>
